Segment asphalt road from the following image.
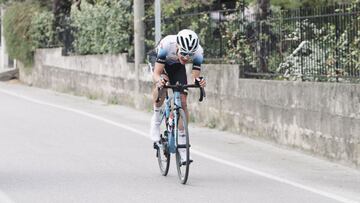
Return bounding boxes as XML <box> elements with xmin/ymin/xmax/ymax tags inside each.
<box><xmin>0</xmin><ymin>81</ymin><xmax>359</xmax><ymax>203</ymax></box>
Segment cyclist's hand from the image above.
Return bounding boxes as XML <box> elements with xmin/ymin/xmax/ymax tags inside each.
<box><xmin>156</xmin><ymin>76</ymin><xmax>167</xmax><ymax>88</ymax></box>
<box><xmin>195</xmin><ymin>77</ymin><xmax>206</xmax><ymax>88</ymax></box>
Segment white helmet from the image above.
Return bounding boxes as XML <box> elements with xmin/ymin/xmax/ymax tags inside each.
<box><xmin>176</xmin><ymin>29</ymin><xmax>199</xmax><ymax>54</ymax></box>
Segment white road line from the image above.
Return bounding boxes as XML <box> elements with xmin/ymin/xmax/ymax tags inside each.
<box><xmin>193</xmin><ymin>150</ymin><xmax>358</xmax><ymax>203</ymax></box>
<box><xmin>0</xmin><ymin>88</ymin><xmax>358</xmax><ymax>203</ymax></box>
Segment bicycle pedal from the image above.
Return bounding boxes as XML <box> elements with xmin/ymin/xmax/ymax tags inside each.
<box><xmin>177</xmin><ymin>144</ymin><xmax>191</xmax><ymax>149</ymax></box>
<box><xmin>181</xmin><ymin>159</ymin><xmax>193</xmax><ymax>166</ymax></box>
<box><xmin>153</xmin><ymin>142</ymin><xmax>159</xmax><ymax>150</ymax></box>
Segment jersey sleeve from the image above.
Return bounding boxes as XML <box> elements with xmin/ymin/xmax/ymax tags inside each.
<box><xmin>156</xmin><ymin>39</ymin><xmax>168</xmax><ymax>64</ymax></box>
<box><xmin>192</xmin><ymin>46</ymin><xmax>204</xmax><ymax>70</ymax></box>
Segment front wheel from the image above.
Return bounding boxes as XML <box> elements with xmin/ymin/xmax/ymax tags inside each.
<box><xmin>175</xmin><ymin>108</ymin><xmax>190</xmax><ymax>184</ymax></box>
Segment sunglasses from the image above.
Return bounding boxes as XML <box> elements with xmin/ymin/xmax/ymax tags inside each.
<box><xmin>179</xmin><ymin>51</ymin><xmax>194</xmax><ymax>57</ymax></box>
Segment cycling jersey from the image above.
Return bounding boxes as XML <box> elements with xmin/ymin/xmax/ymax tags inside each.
<box><xmin>156</xmin><ymin>35</ymin><xmax>204</xmax><ymax>70</ymax></box>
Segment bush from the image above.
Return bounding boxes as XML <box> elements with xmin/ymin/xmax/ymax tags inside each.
<box><xmin>3</xmin><ymin>2</ymin><xmax>41</xmax><ymax>66</ymax></box>
<box><xmin>30</xmin><ymin>10</ymin><xmax>60</xmax><ymax>49</ymax></box>
<box><xmin>70</xmin><ymin>1</ymin><xmax>132</xmax><ymax>55</ymax></box>
<box><xmin>222</xmin><ymin>2</ymin><xmax>254</xmax><ymax>66</ymax></box>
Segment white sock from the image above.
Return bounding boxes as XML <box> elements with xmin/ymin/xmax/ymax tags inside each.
<box><xmin>150</xmin><ymin>106</ymin><xmax>162</xmax><ymax>142</ymax></box>
<box><xmin>178</xmin><ymin>130</ymin><xmax>188</xmax><ymax>161</ymax></box>
<box><xmin>178</xmin><ymin>130</ymin><xmax>186</xmax><ymax>145</ymax></box>
<box><xmin>153</xmin><ymin>106</ymin><xmax>161</xmax><ymax>123</ymax></box>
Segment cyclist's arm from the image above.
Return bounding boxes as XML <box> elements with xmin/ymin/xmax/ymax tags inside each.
<box><xmin>153</xmin><ymin>62</ymin><xmax>165</xmax><ymax>82</ymax></box>
<box><xmin>153</xmin><ymin>41</ymin><xmax>167</xmax><ymax>82</ymax></box>
<box><xmin>191</xmin><ymin>52</ymin><xmax>204</xmax><ymax>83</ymax></box>
<box><xmin>191</xmin><ymin>69</ymin><xmax>201</xmax><ymax>81</ymax></box>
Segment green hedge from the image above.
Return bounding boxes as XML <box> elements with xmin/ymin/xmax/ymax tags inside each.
<box><xmin>30</xmin><ymin>10</ymin><xmax>59</xmax><ymax>49</ymax></box>
<box><xmin>3</xmin><ymin>2</ymin><xmax>41</xmax><ymax>66</ymax></box>
<box><xmin>70</xmin><ymin>1</ymin><xmax>132</xmax><ymax>55</ymax></box>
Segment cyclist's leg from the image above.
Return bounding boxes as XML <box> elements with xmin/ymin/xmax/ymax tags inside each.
<box><xmin>166</xmin><ymin>63</ymin><xmax>189</xmax><ymax>129</ymax></box>
<box><xmin>167</xmin><ymin>63</ymin><xmax>192</xmax><ymax>162</ymax></box>
<box><xmin>150</xmin><ymin>71</ymin><xmax>169</xmax><ymax>143</ymax></box>
<box><xmin>178</xmin><ymin>93</ymin><xmax>192</xmax><ymax>162</ymax></box>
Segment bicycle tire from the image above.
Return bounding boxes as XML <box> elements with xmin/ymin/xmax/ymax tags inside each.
<box><xmin>157</xmin><ymin>113</ymin><xmax>170</xmax><ymax>176</ymax></box>
<box><xmin>175</xmin><ymin>108</ymin><xmax>190</xmax><ymax>184</ymax></box>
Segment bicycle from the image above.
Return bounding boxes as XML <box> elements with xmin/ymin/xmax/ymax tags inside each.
<box><xmin>154</xmin><ymin>80</ymin><xmax>205</xmax><ymax>184</ymax></box>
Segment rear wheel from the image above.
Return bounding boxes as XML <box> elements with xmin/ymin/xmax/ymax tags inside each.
<box><xmin>175</xmin><ymin>108</ymin><xmax>190</xmax><ymax>184</ymax></box>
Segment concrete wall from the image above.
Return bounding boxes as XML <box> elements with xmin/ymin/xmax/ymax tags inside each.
<box><xmin>20</xmin><ymin>48</ymin><xmax>360</xmax><ymax>169</ymax></box>
<box><xmin>20</xmin><ymin>48</ymin><xmax>153</xmax><ymax>110</ymax></box>
<box><xmin>198</xmin><ymin>65</ymin><xmax>360</xmax><ymax>168</ymax></box>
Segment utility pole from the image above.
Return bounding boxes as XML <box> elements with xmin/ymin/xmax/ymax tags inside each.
<box><xmin>134</xmin><ymin>0</ymin><xmax>145</xmax><ymax>97</ymax></box>
<box><xmin>155</xmin><ymin>0</ymin><xmax>161</xmax><ymax>44</ymax></box>
<box><xmin>134</xmin><ymin>0</ymin><xmax>145</xmax><ymax>65</ymax></box>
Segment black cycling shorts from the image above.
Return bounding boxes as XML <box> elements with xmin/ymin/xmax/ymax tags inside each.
<box><xmin>164</xmin><ymin>63</ymin><xmax>188</xmax><ymax>94</ymax></box>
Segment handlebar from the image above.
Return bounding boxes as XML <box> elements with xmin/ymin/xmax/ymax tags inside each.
<box><xmin>156</xmin><ymin>82</ymin><xmax>206</xmax><ymax>103</ymax></box>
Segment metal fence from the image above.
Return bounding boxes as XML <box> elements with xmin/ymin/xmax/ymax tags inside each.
<box><xmin>144</xmin><ymin>2</ymin><xmax>239</xmax><ymax>61</ymax></box>
<box><xmin>259</xmin><ymin>3</ymin><xmax>360</xmax><ymax>81</ymax></box>
<box><xmin>145</xmin><ymin>2</ymin><xmax>360</xmax><ymax>81</ymax></box>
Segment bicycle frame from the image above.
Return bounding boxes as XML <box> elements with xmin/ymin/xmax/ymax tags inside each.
<box><xmin>161</xmin><ymin>90</ymin><xmax>182</xmax><ymax>154</ymax></box>
<box><xmin>158</xmin><ymin>82</ymin><xmax>205</xmax><ymax>153</ymax></box>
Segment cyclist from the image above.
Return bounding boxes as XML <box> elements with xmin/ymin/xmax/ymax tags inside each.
<box><xmin>149</xmin><ymin>29</ymin><xmax>206</xmax><ymax>163</ymax></box>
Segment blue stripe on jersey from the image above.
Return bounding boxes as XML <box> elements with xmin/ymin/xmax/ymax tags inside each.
<box><xmin>157</xmin><ymin>48</ymin><xmax>167</xmax><ymax>60</ymax></box>
<box><xmin>193</xmin><ymin>54</ymin><xmax>203</xmax><ymax>67</ymax></box>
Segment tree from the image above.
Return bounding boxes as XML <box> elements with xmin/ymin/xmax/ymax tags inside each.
<box><xmin>0</xmin><ymin>0</ymin><xmax>52</xmax><ymax>7</ymax></box>
<box><xmin>52</xmin><ymin>0</ymin><xmax>72</xmax><ymax>54</ymax></box>
<box><xmin>52</xmin><ymin>0</ymin><xmax>86</xmax><ymax>54</ymax></box>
